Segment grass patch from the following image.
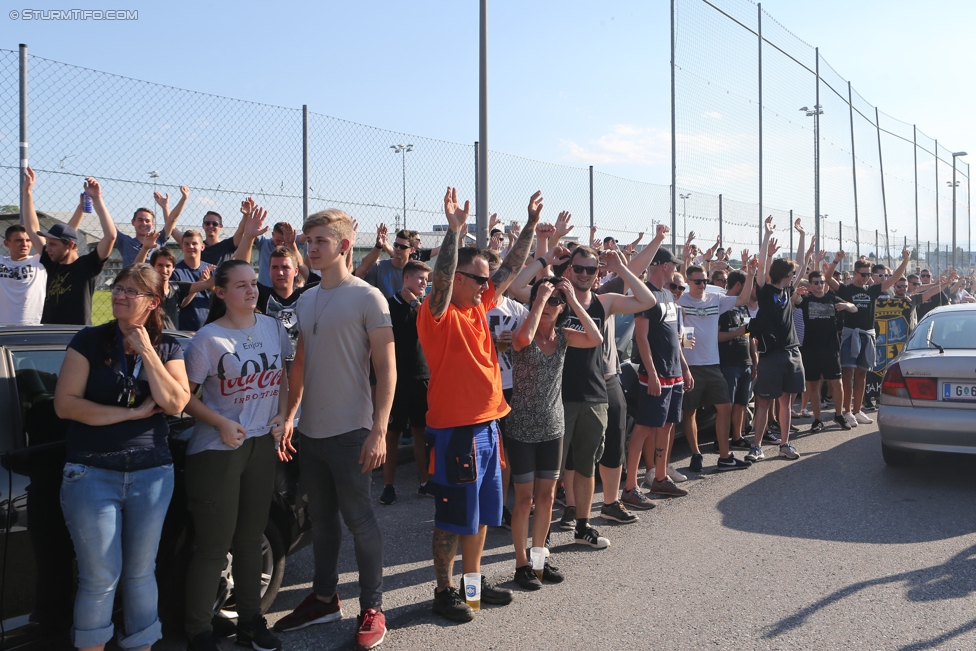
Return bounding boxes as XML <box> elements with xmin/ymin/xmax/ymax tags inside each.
<box><xmin>92</xmin><ymin>289</ymin><xmax>113</xmax><ymax>325</ymax></box>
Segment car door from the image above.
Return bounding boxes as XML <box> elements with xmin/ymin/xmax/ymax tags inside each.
<box><xmin>0</xmin><ymin>344</ymin><xmax>74</xmax><ymax>650</ymax></box>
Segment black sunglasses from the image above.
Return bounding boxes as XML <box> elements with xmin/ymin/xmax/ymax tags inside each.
<box><xmin>546</xmin><ymin>296</ymin><xmax>566</xmax><ymax>306</ymax></box>
<box><xmin>811</xmin><ymin>280</ymin><xmax>824</xmax><ymax>285</ymax></box>
<box><xmin>203</xmin><ymin>220</ymin><xmax>220</xmax><ymax>227</ymax></box>
<box><xmin>895</xmin><ymin>284</ymin><xmax>908</xmax><ymax>290</ymax></box>
<box><xmin>668</xmin><ymin>282</ymin><xmax>686</xmax><ymax>291</ymax></box>
<box><xmin>921</xmin><ymin>273</ymin><xmax>931</xmax><ymax>277</ymax></box>
<box><xmin>393</xmin><ymin>242</ymin><xmax>411</xmax><ymax>250</ymax></box>
<box><xmin>572</xmin><ymin>264</ymin><xmax>599</xmax><ymax>275</ymax></box>
<box><xmin>909</xmin><ymin>281</ymin><xmax>922</xmax><ymax>286</ymax></box>
<box><xmin>689</xmin><ymin>278</ymin><xmax>708</xmax><ymax>285</ymax></box>
<box><xmin>858</xmin><ymin>272</ymin><xmax>871</xmax><ymax>277</ymax></box>
<box><xmin>457</xmin><ymin>271</ymin><xmax>490</xmax><ymax>286</ymax></box>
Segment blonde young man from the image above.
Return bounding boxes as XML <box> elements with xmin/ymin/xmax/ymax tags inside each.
<box><xmin>275</xmin><ymin>210</ymin><xmax>393</xmax><ymax>651</ymax></box>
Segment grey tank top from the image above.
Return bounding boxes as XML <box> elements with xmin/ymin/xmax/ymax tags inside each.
<box><xmin>508</xmin><ymin>329</ymin><xmax>568</xmax><ymax>443</ymax></box>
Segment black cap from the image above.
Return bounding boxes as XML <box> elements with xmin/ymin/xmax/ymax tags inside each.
<box><xmin>38</xmin><ymin>223</ymin><xmax>79</xmax><ymax>243</ymax></box>
<box><xmin>650</xmin><ymin>248</ymin><xmax>679</xmax><ymax>266</ymax></box>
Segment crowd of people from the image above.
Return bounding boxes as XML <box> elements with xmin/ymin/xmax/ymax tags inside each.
<box><xmin>1</xmin><ymin>169</ymin><xmax>973</xmax><ymax>651</ymax></box>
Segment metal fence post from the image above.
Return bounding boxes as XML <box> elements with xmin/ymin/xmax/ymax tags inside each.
<box><xmin>19</xmin><ymin>44</ymin><xmax>28</xmax><ymax>216</ymax></box>
<box><xmin>848</xmin><ymin>81</ymin><xmax>860</xmax><ymax>258</ymax></box>
<box><xmin>477</xmin><ymin>0</ymin><xmax>488</xmax><ymax>249</ymax></box>
<box><xmin>789</xmin><ymin>209</ymin><xmax>794</xmax><ymax>260</ymax></box>
<box><xmin>913</xmin><ymin>124</ymin><xmax>919</xmax><ymax>256</ymax></box>
<box><xmin>474</xmin><ymin>141</ymin><xmax>480</xmax><ymax>233</ymax></box>
<box><xmin>589</xmin><ymin>165</ymin><xmax>594</xmax><ymax>232</ymax></box>
<box><xmin>876</xmin><ymin>107</ymin><xmax>890</xmax><ymax>267</ymax></box>
<box><xmin>875</xmin><ymin>230</ymin><xmax>879</xmax><ymax>263</ymax></box>
<box><xmin>839</xmin><ymin>221</ymin><xmax>843</xmax><ymax>270</ymax></box>
<box><xmin>758</xmin><ymin>3</ymin><xmax>764</xmax><ymax>250</ymax></box>
<box><xmin>718</xmin><ymin>193</ymin><xmax>723</xmax><ymax>246</ymax></box>
<box><xmin>814</xmin><ymin>47</ymin><xmax>821</xmax><ymax>244</ymax></box>
<box><xmin>302</xmin><ymin>105</ymin><xmax>308</xmax><ymax>222</ymax></box>
<box><xmin>935</xmin><ymin>139</ymin><xmax>940</xmax><ymax>258</ymax></box>
<box><xmin>670</xmin><ymin>0</ymin><xmax>677</xmax><ymax>254</ymax></box>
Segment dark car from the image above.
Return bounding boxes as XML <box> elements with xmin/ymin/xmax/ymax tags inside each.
<box><xmin>0</xmin><ymin>325</ymin><xmax>311</xmax><ymax>650</ymax></box>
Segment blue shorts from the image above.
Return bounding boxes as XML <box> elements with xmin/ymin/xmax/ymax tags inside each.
<box><xmin>426</xmin><ymin>421</ymin><xmax>503</xmax><ymax>536</ymax></box>
<box><xmin>840</xmin><ymin>332</ymin><xmax>875</xmax><ymax>370</ymax></box>
<box><xmin>635</xmin><ymin>382</ymin><xmax>684</xmax><ymax>428</ymax></box>
<box><xmin>721</xmin><ymin>365</ymin><xmax>753</xmax><ymax>406</ymax></box>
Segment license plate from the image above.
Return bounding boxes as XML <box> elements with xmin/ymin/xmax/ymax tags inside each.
<box><xmin>943</xmin><ymin>383</ymin><xmax>976</xmax><ymax>401</ymax></box>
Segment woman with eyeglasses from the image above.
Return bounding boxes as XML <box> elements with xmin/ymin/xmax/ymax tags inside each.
<box><xmin>54</xmin><ymin>263</ymin><xmax>191</xmax><ymax>651</ymax></box>
<box><xmin>507</xmin><ymin>276</ymin><xmax>602</xmax><ymax>590</ymax></box>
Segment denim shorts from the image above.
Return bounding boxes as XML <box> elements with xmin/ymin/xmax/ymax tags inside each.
<box><xmin>840</xmin><ymin>331</ymin><xmax>876</xmax><ymax>370</ymax></box>
<box><xmin>635</xmin><ymin>381</ymin><xmax>684</xmax><ymax>428</ymax></box>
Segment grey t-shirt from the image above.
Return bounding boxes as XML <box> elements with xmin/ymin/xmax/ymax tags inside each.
<box><xmin>184</xmin><ymin>314</ymin><xmax>293</xmax><ymax>455</ymax></box>
<box><xmin>364</xmin><ymin>259</ymin><xmax>405</xmax><ymax>298</ymax></box>
<box><xmin>295</xmin><ymin>275</ymin><xmax>392</xmax><ymax>438</ymax></box>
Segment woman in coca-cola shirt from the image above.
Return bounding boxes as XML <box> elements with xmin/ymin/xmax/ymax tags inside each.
<box><xmin>182</xmin><ymin>259</ymin><xmax>292</xmax><ymax>651</ymax></box>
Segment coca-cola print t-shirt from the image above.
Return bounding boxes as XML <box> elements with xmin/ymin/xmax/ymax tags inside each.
<box><xmin>184</xmin><ymin>314</ymin><xmax>293</xmax><ymax>454</ymax></box>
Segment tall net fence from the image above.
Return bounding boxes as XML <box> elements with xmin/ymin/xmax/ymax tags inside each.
<box><xmin>674</xmin><ymin>0</ymin><xmax>970</xmax><ymax>273</ymax></box>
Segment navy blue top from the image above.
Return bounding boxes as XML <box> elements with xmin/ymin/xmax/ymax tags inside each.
<box><xmin>172</xmin><ymin>261</ymin><xmax>210</xmax><ymax>331</ymax></box>
<box><xmin>65</xmin><ymin>323</ymin><xmax>184</xmax><ymax>469</ymax></box>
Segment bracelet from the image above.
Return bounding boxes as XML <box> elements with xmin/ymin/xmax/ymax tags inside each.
<box><xmin>537</xmin><ymin>257</ymin><xmax>548</xmax><ymax>267</ymax></box>
<box><xmin>374</xmin><ymin>243</ymin><xmax>382</xmax><ymax>249</ymax></box>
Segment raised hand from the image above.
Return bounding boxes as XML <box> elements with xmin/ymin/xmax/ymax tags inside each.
<box><xmin>794</xmin><ymin>217</ymin><xmax>805</xmax><ymax>234</ymax></box>
<box><xmin>240</xmin><ymin>197</ymin><xmax>255</xmax><ymax>217</ymax></box>
<box><xmin>279</xmin><ymin>221</ymin><xmax>297</xmax><ymax>246</ymax></box>
<box><xmin>489</xmin><ymin>231</ymin><xmax>504</xmax><ymax>251</ymax></box>
<box><xmin>180</xmin><ymin>185</ymin><xmax>190</xmax><ymax>200</ymax></box>
<box><xmin>554</xmin><ymin>278</ymin><xmax>576</xmax><ymax>305</ymax></box>
<box><xmin>764</xmin><ymin>215</ymin><xmax>775</xmax><ymax>234</ymax></box>
<box><xmin>768</xmin><ymin>237</ymin><xmax>780</xmax><ymax>256</ymax></box>
<box><xmin>200</xmin><ymin>264</ymin><xmax>215</xmax><ymax>281</ymax></box>
<box><xmin>375</xmin><ymin>223</ymin><xmax>388</xmax><ymax>247</ymax></box>
<box><xmin>545</xmin><ymin>245</ymin><xmax>571</xmax><ymax>265</ymax></box>
<box><xmin>833</xmin><ymin>250</ymin><xmax>846</xmax><ymax>264</ymax></box>
<box><xmin>600</xmin><ymin>248</ymin><xmax>625</xmax><ymax>273</ymax></box>
<box><xmin>741</xmin><ymin>249</ymin><xmax>750</xmax><ymax>266</ymax></box>
<box><xmin>807</xmin><ymin>234</ymin><xmax>817</xmax><ymax>253</ymax></box>
<box><xmin>138</xmin><ymin>229</ymin><xmax>159</xmax><ymax>248</ymax></box>
<box><xmin>815</xmin><ymin>249</ymin><xmax>827</xmax><ymax>262</ymax></box>
<box><xmin>655</xmin><ymin>223</ymin><xmax>669</xmax><ymax>239</ymax></box>
<box><xmin>444</xmin><ymin>187</ymin><xmax>470</xmax><ymax>231</ymax></box>
<box><xmin>748</xmin><ymin>257</ymin><xmax>760</xmax><ymax>274</ymax></box>
<box><xmin>84</xmin><ymin>177</ymin><xmax>103</xmax><ymax>201</ymax></box>
<box><xmin>554</xmin><ymin>211</ymin><xmax>574</xmax><ymax>239</ymax></box>
<box><xmin>902</xmin><ymin>246</ymin><xmax>911</xmax><ymax>260</ymax></box>
<box><xmin>153</xmin><ymin>191</ymin><xmax>170</xmax><ymax>210</ymax></box>
<box><xmin>489</xmin><ymin>213</ymin><xmax>501</xmax><ymax>231</ymax></box>
<box><xmin>535</xmin><ymin>222</ymin><xmax>556</xmax><ymax>241</ymax></box>
<box><xmin>23</xmin><ymin>167</ymin><xmax>36</xmax><ymax>194</ymax></box>
<box><xmin>245</xmin><ymin>207</ymin><xmax>269</xmax><ymax>238</ymax></box>
<box><xmin>534</xmin><ymin>280</ymin><xmax>556</xmax><ymax>306</ymax></box>
<box><xmin>509</xmin><ymin>221</ymin><xmax>521</xmax><ymax>241</ymax></box>
<box><xmin>527</xmin><ymin>191</ymin><xmax>544</xmax><ymax>223</ymax></box>
<box><xmin>351</xmin><ymin>218</ymin><xmax>360</xmax><ymax>234</ymax></box>
<box><xmin>685</xmin><ymin>230</ymin><xmax>696</xmax><ymax>245</ymax></box>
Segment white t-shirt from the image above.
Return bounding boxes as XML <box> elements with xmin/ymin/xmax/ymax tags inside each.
<box><xmin>184</xmin><ymin>315</ymin><xmax>293</xmax><ymax>455</ymax></box>
<box><xmin>0</xmin><ymin>254</ymin><xmax>47</xmax><ymax>325</ymax></box>
<box><xmin>487</xmin><ymin>296</ymin><xmax>529</xmax><ymax>391</ymax></box>
<box><xmin>676</xmin><ymin>292</ymin><xmax>739</xmax><ymax>366</ymax></box>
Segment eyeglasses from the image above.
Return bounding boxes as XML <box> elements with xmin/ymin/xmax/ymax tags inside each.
<box><xmin>203</xmin><ymin>220</ymin><xmax>220</xmax><ymax>227</ymax></box>
<box><xmin>668</xmin><ymin>282</ymin><xmax>686</xmax><ymax>292</ymax></box>
<box><xmin>811</xmin><ymin>280</ymin><xmax>824</xmax><ymax>285</ymax></box>
<box><xmin>111</xmin><ymin>285</ymin><xmax>154</xmax><ymax>299</ymax></box>
<box><xmin>572</xmin><ymin>264</ymin><xmax>599</xmax><ymax>275</ymax></box>
<box><xmin>909</xmin><ymin>281</ymin><xmax>922</xmax><ymax>286</ymax></box>
<box><xmin>393</xmin><ymin>242</ymin><xmax>411</xmax><ymax>250</ymax></box>
<box><xmin>689</xmin><ymin>278</ymin><xmax>708</xmax><ymax>285</ymax></box>
<box><xmin>456</xmin><ymin>271</ymin><xmax>490</xmax><ymax>286</ymax></box>
<box><xmin>546</xmin><ymin>296</ymin><xmax>566</xmax><ymax>306</ymax></box>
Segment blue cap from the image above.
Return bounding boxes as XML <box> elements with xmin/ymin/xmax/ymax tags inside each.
<box><xmin>38</xmin><ymin>223</ymin><xmax>79</xmax><ymax>243</ymax></box>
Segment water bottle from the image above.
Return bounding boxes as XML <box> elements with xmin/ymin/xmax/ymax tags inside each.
<box><xmin>82</xmin><ymin>192</ymin><xmax>93</xmax><ymax>214</ymax></box>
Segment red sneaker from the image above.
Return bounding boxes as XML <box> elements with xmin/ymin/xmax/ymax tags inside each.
<box><xmin>355</xmin><ymin>608</ymin><xmax>387</xmax><ymax>650</ymax></box>
<box><xmin>273</xmin><ymin>592</ymin><xmax>342</xmax><ymax>632</ymax></box>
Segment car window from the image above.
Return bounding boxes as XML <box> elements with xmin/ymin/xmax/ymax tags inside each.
<box><xmin>907</xmin><ymin>313</ymin><xmax>976</xmax><ymax>350</ymax></box>
<box><xmin>10</xmin><ymin>349</ymin><xmax>69</xmax><ymax>448</ymax></box>
<box><xmin>615</xmin><ymin>313</ymin><xmax>635</xmax><ymax>360</ymax></box>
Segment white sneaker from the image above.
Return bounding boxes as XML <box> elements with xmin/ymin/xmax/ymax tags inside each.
<box><xmin>843</xmin><ymin>412</ymin><xmax>858</xmax><ymax>428</ymax></box>
<box><xmin>667</xmin><ymin>465</ymin><xmax>688</xmax><ymax>483</ymax></box>
<box><xmin>854</xmin><ymin>411</ymin><xmax>874</xmax><ymax>425</ymax></box>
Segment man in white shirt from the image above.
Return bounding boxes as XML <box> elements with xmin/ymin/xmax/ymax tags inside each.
<box><xmin>0</xmin><ymin>224</ymin><xmax>47</xmax><ymax>325</ymax></box>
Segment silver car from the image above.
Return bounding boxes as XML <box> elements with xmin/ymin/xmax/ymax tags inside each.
<box><xmin>878</xmin><ymin>304</ymin><xmax>976</xmax><ymax>466</ymax></box>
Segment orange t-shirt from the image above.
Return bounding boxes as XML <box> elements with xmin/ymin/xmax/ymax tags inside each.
<box><xmin>417</xmin><ymin>281</ymin><xmax>510</xmax><ymax>429</ymax></box>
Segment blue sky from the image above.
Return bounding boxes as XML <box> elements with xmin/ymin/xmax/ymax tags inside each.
<box><xmin>4</xmin><ymin>0</ymin><xmax>972</xmax><ymax>254</ymax></box>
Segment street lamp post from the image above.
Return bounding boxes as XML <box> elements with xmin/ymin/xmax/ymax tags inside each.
<box><xmin>800</xmin><ymin>105</ymin><xmax>824</xmax><ymax>243</ymax></box>
<box><xmin>949</xmin><ymin>151</ymin><xmax>968</xmax><ymax>269</ymax></box>
<box><xmin>679</xmin><ymin>193</ymin><xmax>691</xmax><ymax>243</ymax></box>
<box><xmin>390</xmin><ymin>144</ymin><xmax>414</xmax><ymax>232</ymax></box>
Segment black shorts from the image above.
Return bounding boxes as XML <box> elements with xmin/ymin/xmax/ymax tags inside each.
<box><xmin>801</xmin><ymin>347</ymin><xmax>842</xmax><ymax>382</ymax></box>
<box><xmin>390</xmin><ymin>378</ymin><xmax>429</xmax><ymax>431</ymax></box>
<box><xmin>598</xmin><ymin>376</ymin><xmax>627</xmax><ymax>469</ymax></box>
<box><xmin>755</xmin><ymin>348</ymin><xmax>805</xmax><ymax>400</ymax></box>
<box><xmin>507</xmin><ymin>437</ymin><xmax>563</xmax><ymax>484</ymax></box>
<box><xmin>720</xmin><ymin>365</ymin><xmax>753</xmax><ymax>406</ymax></box>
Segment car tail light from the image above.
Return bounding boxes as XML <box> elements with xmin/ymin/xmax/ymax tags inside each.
<box><xmin>882</xmin><ymin>361</ymin><xmax>938</xmax><ymax>401</ymax></box>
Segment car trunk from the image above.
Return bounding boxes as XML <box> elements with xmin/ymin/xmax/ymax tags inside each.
<box><xmin>898</xmin><ymin>349</ymin><xmax>976</xmax><ymax>410</ymax></box>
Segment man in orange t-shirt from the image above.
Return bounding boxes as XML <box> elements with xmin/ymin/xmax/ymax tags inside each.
<box><xmin>418</xmin><ymin>187</ymin><xmax>541</xmax><ymax>623</ymax></box>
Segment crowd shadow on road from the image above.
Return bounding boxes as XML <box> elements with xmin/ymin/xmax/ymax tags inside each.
<box><xmin>716</xmin><ymin>430</ymin><xmax>976</xmax><ymax>544</ymax></box>
<box><xmin>764</xmin><ymin>543</ymin><xmax>976</xmax><ymax>650</ymax></box>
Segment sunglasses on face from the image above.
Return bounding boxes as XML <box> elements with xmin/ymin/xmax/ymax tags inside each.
<box><xmin>668</xmin><ymin>282</ymin><xmax>686</xmax><ymax>291</ymax></box>
<box><xmin>895</xmin><ymin>284</ymin><xmax>908</xmax><ymax>290</ymax></box>
<box><xmin>921</xmin><ymin>274</ymin><xmax>931</xmax><ymax>278</ymax></box>
<box><xmin>546</xmin><ymin>296</ymin><xmax>566</xmax><ymax>306</ymax></box>
<box><xmin>874</xmin><ymin>273</ymin><xmax>891</xmax><ymax>278</ymax></box>
<box><xmin>203</xmin><ymin>220</ymin><xmax>220</xmax><ymax>227</ymax></box>
<box><xmin>456</xmin><ymin>271</ymin><xmax>490</xmax><ymax>286</ymax></box>
<box><xmin>572</xmin><ymin>264</ymin><xmax>599</xmax><ymax>275</ymax></box>
<box><xmin>393</xmin><ymin>242</ymin><xmax>411</xmax><ymax>250</ymax></box>
<box><xmin>811</xmin><ymin>280</ymin><xmax>824</xmax><ymax>285</ymax></box>
<box><xmin>858</xmin><ymin>272</ymin><xmax>871</xmax><ymax>277</ymax></box>
<box><xmin>689</xmin><ymin>278</ymin><xmax>708</xmax><ymax>285</ymax></box>
<box><xmin>909</xmin><ymin>281</ymin><xmax>921</xmax><ymax>286</ymax></box>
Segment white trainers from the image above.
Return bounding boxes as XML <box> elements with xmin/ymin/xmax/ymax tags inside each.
<box><xmin>668</xmin><ymin>465</ymin><xmax>688</xmax><ymax>483</ymax></box>
<box><xmin>854</xmin><ymin>411</ymin><xmax>874</xmax><ymax>425</ymax></box>
<box><xmin>843</xmin><ymin>412</ymin><xmax>858</xmax><ymax>428</ymax></box>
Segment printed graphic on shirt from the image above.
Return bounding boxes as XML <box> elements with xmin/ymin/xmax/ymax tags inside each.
<box><xmin>488</xmin><ymin>311</ymin><xmax>526</xmax><ymax>376</ymax></box>
<box><xmin>660</xmin><ymin>300</ymin><xmax>679</xmax><ymax>324</ymax></box>
<box><xmin>217</xmin><ymin>346</ymin><xmax>283</xmax><ymax>404</ymax></box>
<box><xmin>0</xmin><ymin>261</ymin><xmax>38</xmax><ymax>280</ymax></box>
<box><xmin>564</xmin><ymin>313</ymin><xmax>604</xmax><ymax>333</ymax></box>
<box><xmin>807</xmin><ymin>301</ymin><xmax>837</xmax><ymax>319</ymax></box>
<box><xmin>680</xmin><ymin>304</ymin><xmax>719</xmax><ymax>319</ymax></box>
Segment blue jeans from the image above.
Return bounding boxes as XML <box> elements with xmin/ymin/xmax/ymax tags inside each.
<box><xmin>60</xmin><ymin>463</ymin><xmax>174</xmax><ymax>651</ymax></box>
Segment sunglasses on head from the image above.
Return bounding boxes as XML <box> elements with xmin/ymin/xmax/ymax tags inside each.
<box><xmin>393</xmin><ymin>242</ymin><xmax>411</xmax><ymax>250</ymax></box>
<box><xmin>572</xmin><ymin>264</ymin><xmax>599</xmax><ymax>275</ymax></box>
<box><xmin>456</xmin><ymin>271</ymin><xmax>490</xmax><ymax>286</ymax></box>
<box><xmin>546</xmin><ymin>296</ymin><xmax>566</xmax><ymax>306</ymax></box>
<box><xmin>203</xmin><ymin>220</ymin><xmax>220</xmax><ymax>227</ymax></box>
<box><xmin>689</xmin><ymin>278</ymin><xmax>708</xmax><ymax>285</ymax></box>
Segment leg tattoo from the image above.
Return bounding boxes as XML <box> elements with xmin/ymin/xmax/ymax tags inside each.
<box><xmin>432</xmin><ymin>527</ymin><xmax>459</xmax><ymax>590</ymax></box>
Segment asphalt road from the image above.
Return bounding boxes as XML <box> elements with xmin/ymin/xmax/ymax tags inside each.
<box><xmin>162</xmin><ymin>418</ymin><xmax>976</xmax><ymax>650</ymax></box>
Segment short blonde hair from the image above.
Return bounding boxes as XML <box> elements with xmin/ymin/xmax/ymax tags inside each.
<box><xmin>182</xmin><ymin>229</ymin><xmax>204</xmax><ymax>244</ymax></box>
<box><xmin>304</xmin><ymin>209</ymin><xmax>353</xmax><ymax>242</ymax></box>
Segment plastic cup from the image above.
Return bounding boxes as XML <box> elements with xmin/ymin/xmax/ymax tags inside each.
<box><xmin>530</xmin><ymin>547</ymin><xmax>546</xmax><ymax>581</ymax></box>
<box><xmin>463</xmin><ymin>573</ymin><xmax>481</xmax><ymax>611</ymax></box>
<box><xmin>682</xmin><ymin>326</ymin><xmax>695</xmax><ymax>349</ymax></box>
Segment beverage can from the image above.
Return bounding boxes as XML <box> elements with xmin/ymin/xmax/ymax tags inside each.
<box><xmin>82</xmin><ymin>192</ymin><xmax>93</xmax><ymax>213</ymax></box>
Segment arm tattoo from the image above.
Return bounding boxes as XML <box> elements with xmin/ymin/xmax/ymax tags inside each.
<box><xmin>493</xmin><ymin>219</ymin><xmax>537</xmax><ymax>286</ymax></box>
<box><xmin>429</xmin><ymin>229</ymin><xmax>460</xmax><ymax>317</ymax></box>
<box><xmin>432</xmin><ymin>527</ymin><xmax>460</xmax><ymax>589</ymax></box>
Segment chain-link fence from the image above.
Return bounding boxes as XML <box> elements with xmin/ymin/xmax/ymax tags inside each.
<box><xmin>1</xmin><ymin>21</ymin><xmax>971</xmax><ymax>325</ymax></box>
<box><xmin>673</xmin><ymin>0</ymin><xmax>970</xmax><ymax>277</ymax></box>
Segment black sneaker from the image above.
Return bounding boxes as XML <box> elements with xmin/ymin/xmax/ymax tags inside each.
<box><xmin>513</xmin><ymin>565</ymin><xmax>542</xmax><ymax>591</ymax></box>
<box><xmin>689</xmin><ymin>453</ymin><xmax>704</xmax><ymax>472</ymax></box>
<box><xmin>716</xmin><ymin>453</ymin><xmax>752</xmax><ymax>471</ymax></box>
<box><xmin>554</xmin><ymin>486</ymin><xmax>567</xmax><ymax>507</ymax></box>
<box><xmin>768</xmin><ymin>421</ymin><xmax>781</xmax><ymax>434</ymax></box>
<box><xmin>501</xmin><ymin>506</ymin><xmax>512</xmax><ymax>530</ymax></box>
<box><xmin>833</xmin><ymin>414</ymin><xmax>852</xmax><ymax>431</ymax></box>
<box><xmin>236</xmin><ymin>615</ymin><xmax>281</xmax><ymax>651</ymax></box>
<box><xmin>417</xmin><ymin>483</ymin><xmax>434</xmax><ymax>498</ymax></box>
<box><xmin>432</xmin><ymin>586</ymin><xmax>474</xmax><ymax>622</ymax></box>
<box><xmin>763</xmin><ymin>429</ymin><xmax>782</xmax><ymax>444</ymax></box>
<box><xmin>558</xmin><ymin>506</ymin><xmax>576</xmax><ymax>531</ymax></box>
<box><xmin>601</xmin><ymin>499</ymin><xmax>642</xmax><ymax>522</ymax></box>
<box><xmin>809</xmin><ymin>419</ymin><xmax>825</xmax><ymax>433</ymax></box>
<box><xmin>481</xmin><ymin>576</ymin><xmax>514</xmax><ymax>605</ymax></box>
<box><xmin>378</xmin><ymin>484</ymin><xmax>396</xmax><ymax>506</ymax></box>
<box><xmin>187</xmin><ymin>631</ymin><xmax>219</xmax><ymax>651</ymax></box>
<box><xmin>542</xmin><ymin>560</ymin><xmax>565</xmax><ymax>583</ymax></box>
<box><xmin>573</xmin><ymin>525</ymin><xmax>610</xmax><ymax>549</ymax></box>
<box><xmin>731</xmin><ymin>437</ymin><xmax>751</xmax><ymax>450</ymax></box>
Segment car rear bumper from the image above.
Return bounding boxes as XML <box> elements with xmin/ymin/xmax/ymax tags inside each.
<box><xmin>878</xmin><ymin>404</ymin><xmax>976</xmax><ymax>453</ymax></box>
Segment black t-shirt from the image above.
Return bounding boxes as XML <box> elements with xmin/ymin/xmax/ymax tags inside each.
<box><xmin>562</xmin><ymin>295</ymin><xmax>609</xmax><ymax>402</ymax></box>
<box><xmin>916</xmin><ymin>290</ymin><xmax>949</xmax><ymax>321</ymax></box>
<box><xmin>200</xmin><ymin>237</ymin><xmax>237</xmax><ymax>266</ymax></box>
<box><xmin>160</xmin><ymin>281</ymin><xmax>192</xmax><ymax>330</ymax></box>
<box><xmin>388</xmin><ymin>292</ymin><xmax>430</xmax><ymax>380</ymax></box>
<box><xmin>718</xmin><ymin>305</ymin><xmax>751</xmax><ymax>367</ymax></box>
<box><xmin>65</xmin><ymin>324</ymin><xmax>184</xmax><ymax>465</ymax></box>
<box><xmin>40</xmin><ymin>248</ymin><xmax>105</xmax><ymax>326</ymax></box>
<box><xmin>412</xmin><ymin>249</ymin><xmax>434</xmax><ymax>262</ymax></box>
<box><xmin>799</xmin><ymin>293</ymin><xmax>843</xmax><ymax>350</ymax></box>
<box><xmin>753</xmin><ymin>283</ymin><xmax>798</xmax><ymax>354</ymax></box>
<box><xmin>633</xmin><ymin>282</ymin><xmax>682</xmax><ymax>379</ymax></box>
<box><xmin>835</xmin><ymin>282</ymin><xmax>883</xmax><ymax>330</ymax></box>
<box><xmin>257</xmin><ymin>282</ymin><xmax>311</xmax><ymax>361</ymax></box>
